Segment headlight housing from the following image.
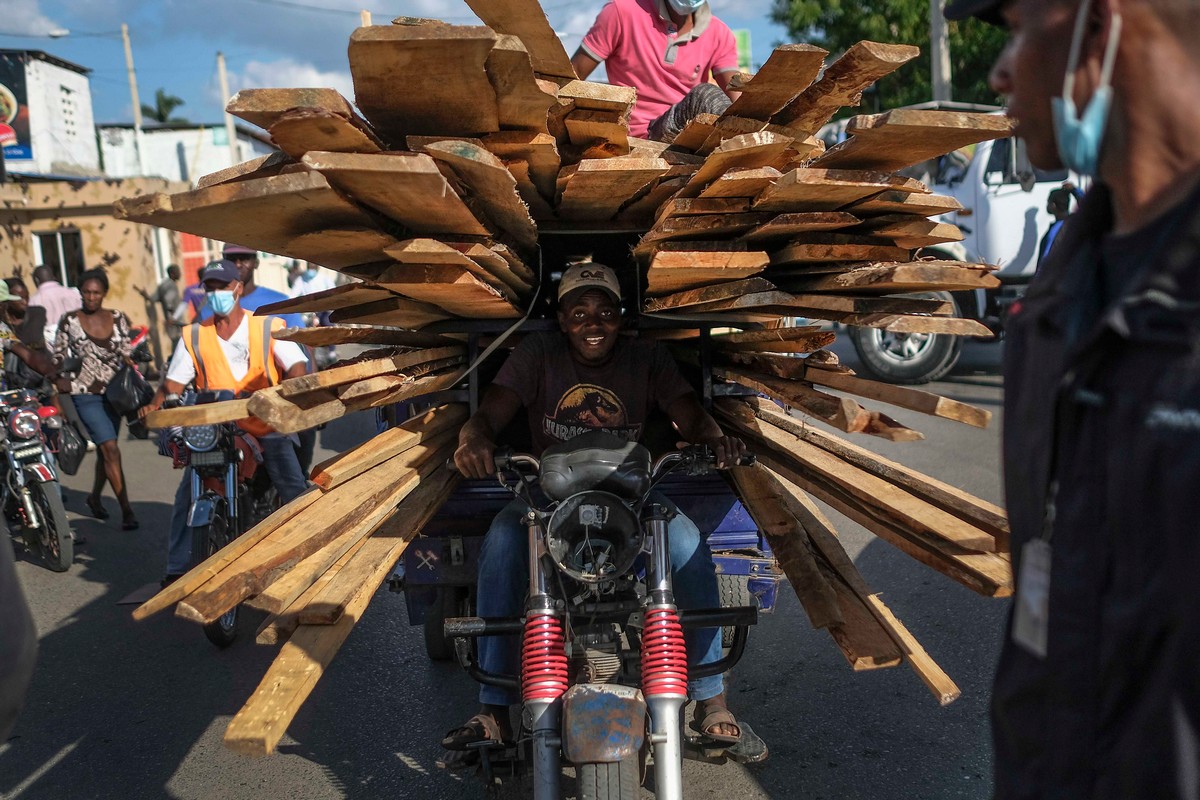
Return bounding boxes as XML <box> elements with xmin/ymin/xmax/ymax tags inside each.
<box><xmin>545</xmin><ymin>491</ymin><xmax>643</xmax><ymax>584</ymax></box>
<box><xmin>183</xmin><ymin>424</ymin><xmax>219</xmax><ymax>452</ymax></box>
<box><xmin>9</xmin><ymin>410</ymin><xmax>39</xmax><ymax>440</ymax></box>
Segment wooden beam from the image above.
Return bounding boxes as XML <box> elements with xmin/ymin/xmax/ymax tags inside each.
<box><xmin>285</xmin><ymin>229</ymin><xmax>398</xmax><ymax>271</ymax></box>
<box><xmin>462</xmin><ymin>0</ymin><xmax>576</xmax><ymax>79</ymax></box>
<box><xmin>847</xmin><ymin>190</ymin><xmax>964</xmax><ymax>217</ymax></box>
<box><xmin>772</xmin><ymin>41</ymin><xmax>920</xmax><ymax>134</ymax></box>
<box><xmin>743</xmin><ymin>211</ymin><xmax>861</xmax><ymax>242</ymax></box>
<box><xmin>195</xmin><ymin>152</ymin><xmax>297</xmax><ymax>189</ymax></box>
<box><xmin>348</xmin><ymin>22</ymin><xmax>500</xmax><ymax>142</ymax></box>
<box><xmin>255</xmin><ymin>284</ymin><xmax>398</xmax><ymax>316</ymax></box>
<box><xmin>273</xmin><ymin>326</ymin><xmax>459</xmax><ymax>349</ymax></box>
<box><xmin>277</xmin><ymin>347</ymin><xmax>463</xmax><ymax>397</ymax></box>
<box><xmin>255</xmin><ymin>534</ymin><xmax>371</xmax><ymax>645</ymax></box>
<box><xmin>644</xmin><ymin>246</ymin><xmax>769</xmax><ymax>295</ymax></box>
<box><xmin>481</xmin><ymin>131</ymin><xmax>560</xmax><ymax>203</ymax></box>
<box><xmin>801</xmin><ymin>368</ymin><xmax>992</xmax><ymax>429</ymax></box>
<box><xmin>776</xmin><ymin>261</ymin><xmax>1001</xmax><ymax>293</ymax></box>
<box><xmin>710</xmin><ymin>326</ymin><xmax>836</xmax><ymax>354</ymax></box>
<box><xmin>267</xmin><ymin>108</ymin><xmax>384</xmax><ymax>161</ymax></box>
<box><xmin>486</xmin><ymin>35</ymin><xmax>556</xmax><ymax>133</ymax></box>
<box><xmin>639</xmin><ymin>211</ymin><xmax>774</xmax><ymax>245</ymax></box>
<box><xmin>677</xmin><ymin>131</ymin><xmax>795</xmax><ymax>198</ymax></box>
<box><xmin>769</xmin><ymin>235</ymin><xmax>912</xmax><ymax>266</ymax></box>
<box><xmin>556</xmin><ymin>156</ymin><xmax>670</xmax><ymax>221</ymax></box>
<box><xmin>753</xmin><ymin>168</ymin><xmax>927</xmax><ymax>213</ymax></box>
<box><xmin>143</xmin><ymin>399</ymin><xmax>251</xmax><ymax>430</ymax></box>
<box><xmin>865</xmin><ymin>595</ymin><xmax>961</xmax><ymax>705</ymax></box>
<box><xmin>814</xmin><ymin>109</ymin><xmax>1014</xmax><ymax>173</ymax></box>
<box><xmin>654</xmin><ymin>196</ymin><xmax>751</xmax><ymax>222</ymax></box>
<box><xmin>226</xmin><ymin>88</ymin><xmax>360</xmax><ymax>131</ymax></box>
<box><xmin>644</xmin><ymin>278</ymin><xmax>779</xmax><ymax>312</ymax></box>
<box><xmin>697</xmin><ymin>166</ymin><xmax>782</xmax><ymax>199</ymax></box>
<box><xmin>424</xmin><ymin>139</ymin><xmax>539</xmax><ymax>251</ymax></box>
<box><xmin>564</xmin><ymin>110</ymin><xmax>630</xmax><ymax>155</ymax></box>
<box><xmin>722</xmin><ymin>44</ymin><xmax>828</xmax><ymax>121</ymax></box>
<box><xmin>557</xmin><ymin>80</ymin><xmax>636</xmax><ymax>115</ymax></box>
<box><xmin>376</xmin><ymin>264</ymin><xmax>521</xmax><ymax>318</ymax></box>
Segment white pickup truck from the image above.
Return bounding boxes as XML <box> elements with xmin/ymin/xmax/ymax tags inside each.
<box><xmin>834</xmin><ymin>102</ymin><xmax>1078</xmax><ymax>383</ymax></box>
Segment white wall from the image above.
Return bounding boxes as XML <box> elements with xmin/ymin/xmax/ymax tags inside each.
<box><xmin>10</xmin><ymin>57</ymin><xmax>99</xmax><ymax>176</ymax></box>
<box><xmin>97</xmin><ymin>125</ymin><xmax>275</xmax><ymax>184</ymax></box>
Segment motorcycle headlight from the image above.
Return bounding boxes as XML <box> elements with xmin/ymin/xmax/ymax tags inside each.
<box><xmin>9</xmin><ymin>410</ymin><xmax>39</xmax><ymax>440</ymax></box>
<box><xmin>545</xmin><ymin>491</ymin><xmax>643</xmax><ymax>585</ymax></box>
<box><xmin>183</xmin><ymin>424</ymin><xmax>218</xmax><ymax>452</ymax></box>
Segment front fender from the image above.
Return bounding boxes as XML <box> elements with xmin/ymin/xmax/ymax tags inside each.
<box><xmin>187</xmin><ymin>496</ymin><xmax>218</xmax><ymax>528</ymax></box>
<box><xmin>22</xmin><ymin>463</ymin><xmax>56</xmax><ymax>483</ymax></box>
<box><xmin>561</xmin><ymin>684</ymin><xmax>646</xmax><ymax>764</ymax></box>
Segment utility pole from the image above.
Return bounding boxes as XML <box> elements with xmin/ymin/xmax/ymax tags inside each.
<box><xmin>121</xmin><ymin>23</ymin><xmax>148</xmax><ymax>175</ymax></box>
<box><xmin>930</xmin><ymin>0</ymin><xmax>952</xmax><ymax>102</ymax></box>
<box><xmin>360</xmin><ymin>10</ymin><xmax>372</xmax><ymax>26</ymax></box>
<box><xmin>216</xmin><ymin>52</ymin><xmax>240</xmax><ymax>165</ymax></box>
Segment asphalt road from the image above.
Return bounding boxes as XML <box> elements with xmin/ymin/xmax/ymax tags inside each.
<box><xmin>0</xmin><ymin>337</ymin><xmax>1008</xmax><ymax>800</ymax></box>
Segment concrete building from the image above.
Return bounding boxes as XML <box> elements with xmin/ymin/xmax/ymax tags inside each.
<box><xmin>97</xmin><ymin>122</ymin><xmax>275</xmax><ymax>185</ymax></box>
<box><xmin>0</xmin><ymin>50</ymin><xmax>100</xmax><ymax>178</ymax></box>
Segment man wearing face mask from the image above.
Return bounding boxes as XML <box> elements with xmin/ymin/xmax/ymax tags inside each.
<box><xmin>140</xmin><ymin>260</ymin><xmax>310</xmax><ymax>584</ymax></box>
<box><xmin>944</xmin><ymin>0</ymin><xmax>1200</xmax><ymax>795</ymax></box>
<box><xmin>570</xmin><ymin>0</ymin><xmax>741</xmax><ymax>141</ymax></box>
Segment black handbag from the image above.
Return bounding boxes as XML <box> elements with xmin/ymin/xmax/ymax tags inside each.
<box><xmin>104</xmin><ymin>364</ymin><xmax>155</xmax><ymax>418</ymax></box>
<box><xmin>55</xmin><ymin>421</ymin><xmax>86</xmax><ymax>476</ymax></box>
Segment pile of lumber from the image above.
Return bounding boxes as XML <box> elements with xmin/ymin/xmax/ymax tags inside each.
<box><xmin>135</xmin><ymin>405</ymin><xmax>465</xmax><ymax>755</ymax></box>
<box><xmin>123</xmin><ymin>0</ymin><xmax>1016</xmax><ymax>754</ymax></box>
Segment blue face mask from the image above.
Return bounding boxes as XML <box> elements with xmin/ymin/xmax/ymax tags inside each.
<box><xmin>1050</xmin><ymin>0</ymin><xmax>1122</xmax><ymax>176</ymax></box>
<box><xmin>206</xmin><ymin>290</ymin><xmax>237</xmax><ymax>317</ymax></box>
<box><xmin>665</xmin><ymin>0</ymin><xmax>705</xmax><ymax>15</ymax></box>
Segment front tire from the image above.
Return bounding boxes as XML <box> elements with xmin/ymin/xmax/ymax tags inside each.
<box><xmin>192</xmin><ymin>505</ymin><xmax>239</xmax><ymax>648</ymax></box>
<box><xmin>847</xmin><ymin>292</ymin><xmax>963</xmax><ymax>385</ymax></box>
<box><xmin>31</xmin><ymin>482</ymin><xmax>72</xmax><ymax>572</ymax></box>
<box><xmin>578</xmin><ymin>759</ymin><xmax>641</xmax><ymax>800</ymax></box>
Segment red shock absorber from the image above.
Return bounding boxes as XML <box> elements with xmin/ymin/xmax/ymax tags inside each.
<box><xmin>641</xmin><ymin>607</ymin><xmax>688</xmax><ymax>697</ymax></box>
<box><xmin>521</xmin><ymin>613</ymin><xmax>569</xmax><ymax>702</ymax></box>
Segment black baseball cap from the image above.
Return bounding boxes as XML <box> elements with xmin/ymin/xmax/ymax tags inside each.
<box><xmin>198</xmin><ymin>259</ymin><xmax>240</xmax><ymax>285</ymax></box>
<box><xmin>944</xmin><ymin>0</ymin><xmax>1006</xmax><ymax>25</ymax></box>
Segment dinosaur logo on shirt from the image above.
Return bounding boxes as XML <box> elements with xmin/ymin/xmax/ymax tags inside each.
<box><xmin>544</xmin><ymin>384</ymin><xmax>642</xmax><ymax>444</ymax></box>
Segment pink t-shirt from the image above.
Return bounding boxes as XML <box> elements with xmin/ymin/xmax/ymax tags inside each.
<box><xmin>581</xmin><ymin>0</ymin><xmax>739</xmax><ymax>138</ymax></box>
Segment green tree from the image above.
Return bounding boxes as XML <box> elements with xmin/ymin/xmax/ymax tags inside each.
<box><xmin>770</xmin><ymin>0</ymin><xmax>1007</xmax><ymax>113</ymax></box>
<box><xmin>141</xmin><ymin>88</ymin><xmax>189</xmax><ymax>124</ymax></box>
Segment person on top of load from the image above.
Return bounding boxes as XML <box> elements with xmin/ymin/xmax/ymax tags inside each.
<box><xmin>443</xmin><ymin>260</ymin><xmax>753</xmax><ymax>755</ymax></box>
<box><xmin>140</xmin><ymin>259</ymin><xmax>310</xmax><ymax>586</ymax></box>
<box><xmin>570</xmin><ymin>0</ymin><xmax>741</xmax><ymax>142</ymax></box>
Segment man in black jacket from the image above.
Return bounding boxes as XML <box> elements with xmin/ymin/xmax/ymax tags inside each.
<box><xmin>944</xmin><ymin>0</ymin><xmax>1200</xmax><ymax>795</ymax></box>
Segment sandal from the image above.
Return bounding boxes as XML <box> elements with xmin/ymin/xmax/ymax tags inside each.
<box><xmin>691</xmin><ymin>697</ymin><xmax>742</xmax><ymax>745</ymax></box>
<box><xmin>121</xmin><ymin>514</ymin><xmax>139</xmax><ymax>531</ymax></box>
<box><xmin>85</xmin><ymin>495</ymin><xmax>109</xmax><ymax>520</ymax></box>
<box><xmin>441</xmin><ymin>712</ymin><xmax>509</xmax><ymax>751</ymax></box>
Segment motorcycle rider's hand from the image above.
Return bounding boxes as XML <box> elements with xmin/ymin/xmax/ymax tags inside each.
<box><xmin>454</xmin><ymin>436</ymin><xmax>497</xmax><ymax>480</ymax></box>
<box><xmin>701</xmin><ymin>434</ymin><xmax>746</xmax><ymax>469</ymax></box>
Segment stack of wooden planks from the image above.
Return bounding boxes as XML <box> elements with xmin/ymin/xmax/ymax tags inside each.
<box><xmin>135</xmin><ymin>405</ymin><xmax>465</xmax><ymax>755</ymax></box>
<box><xmin>122</xmin><ymin>0</ymin><xmax>1016</xmax><ymax>751</ymax></box>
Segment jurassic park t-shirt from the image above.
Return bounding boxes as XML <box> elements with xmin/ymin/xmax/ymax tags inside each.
<box><xmin>493</xmin><ymin>332</ymin><xmax>694</xmax><ymax>455</ymax></box>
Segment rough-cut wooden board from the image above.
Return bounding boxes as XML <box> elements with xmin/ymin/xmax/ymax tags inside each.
<box><xmin>302</xmin><ymin>151</ymin><xmax>489</xmax><ymax>237</ymax></box>
<box><xmin>349</xmin><ymin>23</ymin><xmax>500</xmax><ymax>142</ymax></box>
<box><xmin>133</xmin><ymin>490</ymin><xmax>323</xmax><ymax>621</ymax></box>
<box><xmin>556</xmin><ymin>157</ymin><xmax>669</xmax><ymax>221</ymax></box>
<box><xmin>772</xmin><ymin>41</ymin><xmax>920</xmax><ymax>133</ymax></box>
<box><xmin>743</xmin><ymin>212</ymin><xmax>861</xmax><ymax>242</ymax></box>
<box><xmin>424</xmin><ymin>140</ymin><xmax>538</xmax><ymax>251</ymax></box>
<box><xmin>721</xmin><ymin>44</ymin><xmax>828</xmax><ymax>121</ymax></box>
<box><xmin>814</xmin><ymin>109</ymin><xmax>1014</xmax><ymax>172</ymax></box>
<box><xmin>486</xmin><ymin>35</ymin><xmax>556</xmax><ymax>133</ymax></box>
<box><xmin>753</xmin><ymin>168</ymin><xmax>927</xmax><ymax>213</ymax></box>
<box><xmin>644</xmin><ymin>277</ymin><xmax>779</xmax><ymax>312</ymax></box>
<box><xmin>558</xmin><ymin>80</ymin><xmax>636</xmax><ymax>115</ymax></box>
<box><xmin>445</xmin><ymin>242</ymin><xmax>532</xmax><ymax>296</ymax></box>
<box><xmin>644</xmin><ymin>246</ymin><xmax>770</xmax><ymax>295</ymax></box>
<box><xmin>377</xmin><ymin>264</ymin><xmax>520</xmax><ymax>318</ymax></box>
<box><xmin>274</xmin><ymin>327</ymin><xmax>460</xmax><ymax>349</ymax></box>
<box><xmin>286</xmin><ymin>229</ymin><xmax>398</xmax><ymax>271</ymax></box>
<box><xmin>113</xmin><ymin>172</ymin><xmax>382</xmax><ymax>263</ymax></box>
<box><xmin>327</xmin><ymin>297</ymin><xmax>450</xmax><ymax>330</ymax></box>
<box><xmin>654</xmin><ymin>196</ymin><xmax>751</xmax><ymax>222</ymax></box>
<box><xmin>311</xmin><ymin>405</ymin><xmax>468</xmax><ymax>490</ymax></box>
<box><xmin>777</xmin><ymin>293</ymin><xmax>951</xmax><ymax>316</ymax></box>
<box><xmin>277</xmin><ymin>347</ymin><xmax>462</xmax><ymax>398</ymax></box>
<box><xmin>865</xmin><ymin>594</ymin><xmax>962</xmax><ymax>704</ymax></box>
<box><xmin>695</xmin><ymin>117</ymin><xmax>819</xmax><ymax>158</ymax></box>
<box><xmin>267</xmin><ymin>109</ymin><xmax>383</xmax><ymax>161</ymax></box>
<box><xmin>697</xmin><ymin>166</ymin><xmax>783</xmax><ymax>199</ymax></box>
<box><xmin>769</xmin><ymin>235</ymin><xmax>911</xmax><ymax>266</ymax></box>
<box><xmin>847</xmin><ymin>190</ymin><xmax>964</xmax><ymax>217</ymax></box>
<box><xmin>614</xmin><ymin>173</ymin><xmax>690</xmax><ymax>225</ymax></box>
<box><xmin>255</xmin><ymin>534</ymin><xmax>371</xmax><ymax>645</ymax></box>
<box><xmin>256</xmin><ymin>284</ymin><xmax>398</xmax><ymax>316</ymax></box>
<box><xmin>565</xmin><ymin>110</ymin><xmax>630</xmax><ymax>155</ymax></box>
<box><xmin>222</xmin><ymin>467</ymin><xmax>459</xmax><ymax>757</ymax></box>
<box><xmin>728</xmin><ymin>466</ymin><xmax>842</xmax><ymax>629</ymax></box>
<box><xmin>640</xmin><ymin>212</ymin><xmax>774</xmax><ymax>246</ymax></box>
<box><xmin>711</xmin><ymin>326</ymin><xmax>836</xmax><ymax>354</ymax></box>
<box><xmin>463</xmin><ymin>0</ymin><xmax>576</xmax><ymax>79</ymax></box>
<box><xmin>482</xmin><ymin>131</ymin><xmax>560</xmax><ymax>203</ymax></box>
<box><xmin>143</xmin><ymin>399</ymin><xmax>251</xmax><ymax>430</ymax></box>
<box><xmin>196</xmin><ymin>152</ymin><xmax>297</xmax><ymax>189</ymax></box>
<box><xmin>670</xmin><ymin>113</ymin><xmax>721</xmax><ymax>151</ymax></box>
<box><xmin>778</xmin><ymin>261</ymin><xmax>1001</xmax><ymax>293</ymax></box>
<box><xmin>678</xmin><ymin>132</ymin><xmax>794</xmax><ymax>198</ymax></box>
<box><xmin>749</xmin><ymin>398</ymin><xmax>1006</xmax><ymax>543</ymax></box>
<box><xmin>383</xmin><ymin>239</ymin><xmax>512</xmax><ymax>294</ymax></box>
<box><xmin>853</xmin><ymin>215</ymin><xmax>964</xmax><ymax>248</ymax></box>
<box><xmin>226</xmin><ymin>88</ymin><xmax>361</xmax><ymax>131</ymax></box>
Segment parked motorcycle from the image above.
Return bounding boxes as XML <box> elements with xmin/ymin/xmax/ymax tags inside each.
<box><xmin>161</xmin><ymin>390</ymin><xmax>278</xmax><ymax>647</ymax></box>
<box><xmin>444</xmin><ymin>431</ymin><xmax>763</xmax><ymax>800</ymax></box>
<box><xmin>0</xmin><ymin>389</ymin><xmax>72</xmax><ymax>572</ymax></box>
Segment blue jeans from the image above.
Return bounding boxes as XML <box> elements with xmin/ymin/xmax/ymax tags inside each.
<box><xmin>166</xmin><ymin>435</ymin><xmax>308</xmax><ymax>575</ymax></box>
<box><xmin>476</xmin><ymin>492</ymin><xmax>723</xmax><ymax>706</ymax></box>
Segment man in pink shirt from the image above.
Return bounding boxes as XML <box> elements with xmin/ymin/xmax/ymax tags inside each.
<box><xmin>571</xmin><ymin>0</ymin><xmax>741</xmax><ymax>141</ymax></box>
<box><xmin>29</xmin><ymin>265</ymin><xmax>82</xmax><ymax>346</ymax></box>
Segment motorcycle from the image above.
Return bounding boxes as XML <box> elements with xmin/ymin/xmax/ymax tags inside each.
<box><xmin>161</xmin><ymin>390</ymin><xmax>278</xmax><ymax>647</ymax></box>
<box><xmin>0</xmin><ymin>388</ymin><xmax>72</xmax><ymax>572</ymax></box>
<box><xmin>444</xmin><ymin>431</ymin><xmax>764</xmax><ymax>800</ymax></box>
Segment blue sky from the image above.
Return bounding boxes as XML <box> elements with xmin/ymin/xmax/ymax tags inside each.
<box><xmin>0</xmin><ymin>0</ymin><xmax>793</xmax><ymax>127</ymax></box>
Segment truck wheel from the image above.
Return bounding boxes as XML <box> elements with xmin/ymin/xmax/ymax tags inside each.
<box><xmin>424</xmin><ymin>587</ymin><xmax>465</xmax><ymax>661</ymax></box>
<box><xmin>848</xmin><ymin>292</ymin><xmax>963</xmax><ymax>385</ymax></box>
<box><xmin>578</xmin><ymin>758</ymin><xmax>641</xmax><ymax>800</ymax></box>
<box><xmin>718</xmin><ymin>574</ymin><xmax>751</xmax><ymax>649</ymax></box>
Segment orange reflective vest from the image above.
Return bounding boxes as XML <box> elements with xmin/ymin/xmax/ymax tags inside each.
<box><xmin>181</xmin><ymin>313</ymin><xmax>282</xmax><ymax>438</ymax></box>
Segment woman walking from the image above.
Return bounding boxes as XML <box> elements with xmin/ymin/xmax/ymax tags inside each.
<box><xmin>53</xmin><ymin>269</ymin><xmax>139</xmax><ymax>529</ymax></box>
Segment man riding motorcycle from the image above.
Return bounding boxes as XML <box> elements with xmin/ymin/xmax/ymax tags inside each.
<box><xmin>140</xmin><ymin>259</ymin><xmax>309</xmax><ymax>585</ymax></box>
<box><xmin>445</xmin><ymin>260</ymin><xmax>753</xmax><ymax>761</ymax></box>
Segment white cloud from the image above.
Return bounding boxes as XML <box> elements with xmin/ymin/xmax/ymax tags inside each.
<box><xmin>6</xmin><ymin>0</ymin><xmax>65</xmax><ymax>36</ymax></box>
<box><xmin>226</xmin><ymin>58</ymin><xmax>354</xmax><ymax>100</ymax></box>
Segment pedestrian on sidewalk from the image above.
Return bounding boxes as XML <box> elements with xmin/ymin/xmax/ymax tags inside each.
<box><xmin>29</xmin><ymin>265</ymin><xmax>80</xmax><ymax>348</ymax></box>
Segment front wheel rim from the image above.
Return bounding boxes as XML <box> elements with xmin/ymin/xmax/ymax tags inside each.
<box><xmin>868</xmin><ymin>328</ymin><xmax>938</xmax><ymax>364</ymax></box>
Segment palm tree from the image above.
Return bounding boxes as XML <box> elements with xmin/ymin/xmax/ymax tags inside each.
<box><xmin>141</xmin><ymin>88</ymin><xmax>189</xmax><ymax>124</ymax></box>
